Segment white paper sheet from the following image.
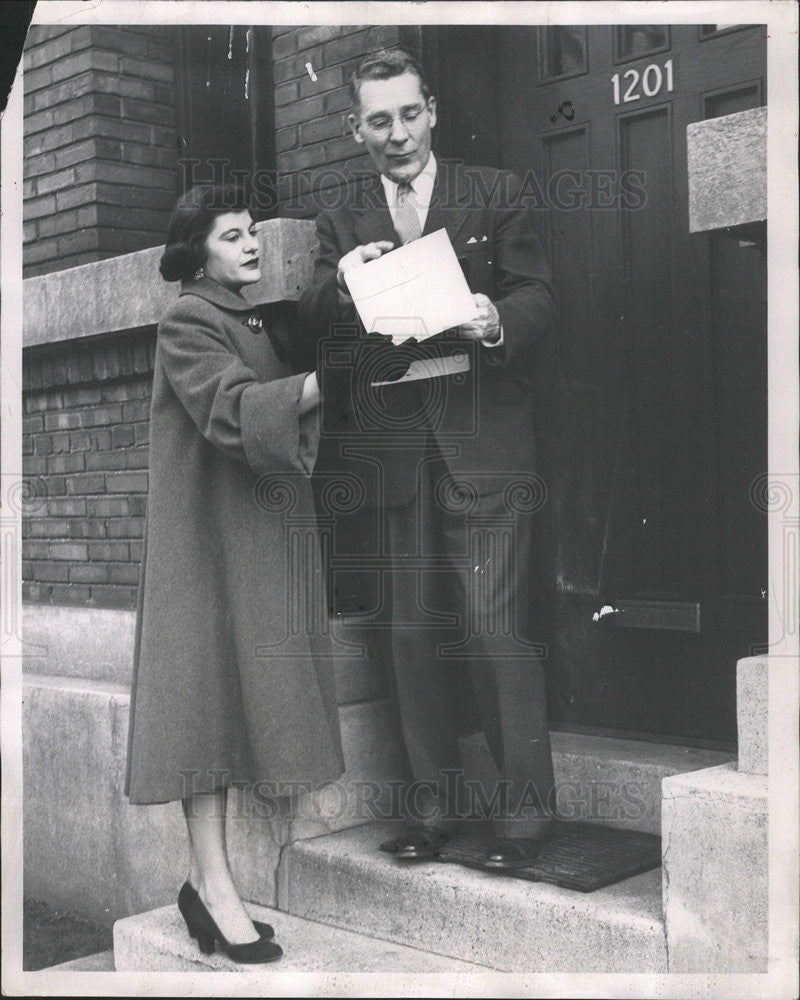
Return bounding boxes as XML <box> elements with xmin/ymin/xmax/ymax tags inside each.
<box><xmin>343</xmin><ymin>228</ymin><xmax>478</xmax><ymax>343</ymax></box>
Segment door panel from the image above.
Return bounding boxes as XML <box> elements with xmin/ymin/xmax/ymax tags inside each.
<box><xmin>176</xmin><ymin>26</ymin><xmax>276</xmax><ymax>206</ymax></box>
<box><xmin>432</xmin><ymin>23</ymin><xmax>767</xmax><ymax>743</ymax></box>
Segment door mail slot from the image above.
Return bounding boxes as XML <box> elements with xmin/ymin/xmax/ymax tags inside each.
<box><xmin>611</xmin><ymin>600</ymin><xmax>701</xmax><ymax>633</ymax></box>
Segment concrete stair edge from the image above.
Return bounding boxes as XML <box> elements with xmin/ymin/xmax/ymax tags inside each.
<box><xmin>113</xmin><ymin>901</ymin><xmax>490</xmax><ymax>973</ymax></box>
<box><xmin>278</xmin><ymin>821</ymin><xmax>668</xmax><ymax>973</ymax></box>
<box><xmin>22</xmin><ymin>673</ymin><xmax>404</xmax><ymax>925</ymax></box>
<box><xmin>38</xmin><ymin>949</ymin><xmax>116</xmax><ymax>972</ymax></box>
<box><xmin>461</xmin><ymin>729</ymin><xmax>732</xmax><ymax>837</ymax></box>
<box><xmin>661</xmin><ymin>761</ymin><xmax>768</xmax><ymax>973</ymax></box>
<box><xmin>22</xmin><ymin>602</ymin><xmax>389</xmax><ymax>704</ymax></box>
<box><xmin>549</xmin><ymin>730</ymin><xmax>734</xmax><ymax>770</ymax></box>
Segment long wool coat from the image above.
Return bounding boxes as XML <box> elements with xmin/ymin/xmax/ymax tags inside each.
<box><xmin>125</xmin><ymin>277</ymin><xmax>344</xmax><ymax>805</ymax></box>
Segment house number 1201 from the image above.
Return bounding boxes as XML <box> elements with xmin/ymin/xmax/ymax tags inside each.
<box><xmin>611</xmin><ymin>59</ymin><xmax>674</xmax><ymax>104</ymax></box>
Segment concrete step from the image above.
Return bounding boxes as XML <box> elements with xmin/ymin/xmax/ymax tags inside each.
<box><xmin>22</xmin><ymin>603</ymin><xmax>389</xmax><ymax>703</ymax></box>
<box><xmin>24</xmin><ymin>665</ymin><xmax>729</xmax><ymax>926</ymax></box>
<box><xmin>113</xmin><ymin>901</ymin><xmax>488</xmax><ymax>974</ymax></box>
<box><xmin>23</xmin><ymin>604</ymin><xmax>135</xmax><ymax>685</ymax></box>
<box><xmin>462</xmin><ymin>730</ymin><xmax>733</xmax><ymax>836</ymax></box>
<box><xmin>280</xmin><ymin>821</ymin><xmax>668</xmax><ymax>973</ymax></box>
<box><xmin>662</xmin><ymin>762</ymin><xmax>768</xmax><ymax>972</ymax></box>
<box><xmin>41</xmin><ymin>949</ymin><xmax>115</xmax><ymax>972</ymax></box>
<box><xmin>23</xmin><ymin>673</ymin><xmax>403</xmax><ymax>924</ymax></box>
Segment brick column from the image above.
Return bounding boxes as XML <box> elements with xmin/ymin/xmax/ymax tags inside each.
<box><xmin>23</xmin><ymin>335</ymin><xmax>154</xmax><ymax>609</ymax></box>
<box><xmin>23</xmin><ymin>25</ymin><xmax>179</xmax><ymax>276</ymax></box>
<box><xmin>272</xmin><ymin>26</ymin><xmax>415</xmax><ymax>217</ymax></box>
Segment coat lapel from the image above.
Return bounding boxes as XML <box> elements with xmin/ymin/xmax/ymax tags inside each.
<box><xmin>353</xmin><ymin>160</ymin><xmax>472</xmax><ymax>249</ymax></box>
<box><xmin>421</xmin><ymin>160</ymin><xmax>470</xmax><ymax>245</ymax></box>
<box><xmin>354</xmin><ymin>205</ymin><xmax>397</xmax><ymax>246</ymax></box>
<box><xmin>352</xmin><ymin>176</ymin><xmax>397</xmax><ymax>246</ymax></box>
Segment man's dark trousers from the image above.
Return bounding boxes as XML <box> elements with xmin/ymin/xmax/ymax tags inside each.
<box><xmin>376</xmin><ymin>446</ymin><xmax>554</xmax><ymax>836</ymax></box>
<box><xmin>298</xmin><ymin>160</ymin><xmax>558</xmax><ymax>837</ymax></box>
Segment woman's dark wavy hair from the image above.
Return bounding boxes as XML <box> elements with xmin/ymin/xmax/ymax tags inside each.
<box><xmin>159</xmin><ymin>184</ymin><xmax>251</xmax><ymax>282</ymax></box>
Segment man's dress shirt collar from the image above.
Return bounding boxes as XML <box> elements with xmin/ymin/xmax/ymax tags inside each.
<box><xmin>380</xmin><ymin>152</ymin><xmax>437</xmax><ymax>233</ymax></box>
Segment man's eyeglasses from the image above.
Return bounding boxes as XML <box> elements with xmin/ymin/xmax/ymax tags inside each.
<box><xmin>363</xmin><ymin>107</ymin><xmax>428</xmax><ymax>136</ymax></box>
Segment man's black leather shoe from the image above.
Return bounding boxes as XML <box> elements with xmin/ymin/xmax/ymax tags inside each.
<box><xmin>381</xmin><ymin>825</ymin><xmax>452</xmax><ymax>859</ymax></box>
<box><xmin>480</xmin><ymin>835</ymin><xmax>550</xmax><ymax>870</ymax></box>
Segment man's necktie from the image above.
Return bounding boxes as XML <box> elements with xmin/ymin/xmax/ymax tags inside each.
<box><xmin>394</xmin><ymin>181</ymin><xmax>422</xmax><ymax>244</ymax></box>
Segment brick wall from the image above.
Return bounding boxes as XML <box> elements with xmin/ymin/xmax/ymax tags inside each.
<box><xmin>272</xmin><ymin>25</ymin><xmax>422</xmax><ymax>216</ymax></box>
<box><xmin>23</xmin><ymin>22</ymin><xmax>427</xmax><ymax>267</ymax></box>
<box><xmin>23</xmin><ymin>25</ymin><xmax>179</xmax><ymax>276</ymax></box>
<box><xmin>19</xmin><ymin>22</ymin><xmax>424</xmax><ymax>611</ymax></box>
<box><xmin>22</xmin><ymin>333</ymin><xmax>155</xmax><ymax>609</ymax></box>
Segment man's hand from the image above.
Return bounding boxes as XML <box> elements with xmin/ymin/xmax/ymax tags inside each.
<box><xmin>336</xmin><ymin>241</ymin><xmax>395</xmax><ymax>293</ymax></box>
<box><xmin>458</xmin><ymin>293</ymin><xmax>501</xmax><ymax>344</ymax></box>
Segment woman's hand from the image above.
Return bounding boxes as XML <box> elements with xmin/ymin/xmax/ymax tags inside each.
<box><xmin>298</xmin><ymin>371</ymin><xmax>321</xmax><ymax>414</ymax></box>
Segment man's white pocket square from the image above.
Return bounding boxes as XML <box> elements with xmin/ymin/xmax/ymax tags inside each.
<box><xmin>466</xmin><ymin>235</ymin><xmax>489</xmax><ymax>244</ymax></box>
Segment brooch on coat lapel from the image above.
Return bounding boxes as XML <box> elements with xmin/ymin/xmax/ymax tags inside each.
<box><xmin>243</xmin><ymin>312</ymin><xmax>263</xmax><ymax>333</ymax></box>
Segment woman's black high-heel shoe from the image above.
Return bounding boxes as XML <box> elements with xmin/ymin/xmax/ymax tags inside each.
<box><xmin>178</xmin><ymin>882</ymin><xmax>275</xmax><ymax>940</ymax></box>
<box><xmin>177</xmin><ymin>881</ymin><xmax>282</xmax><ymax>963</ymax></box>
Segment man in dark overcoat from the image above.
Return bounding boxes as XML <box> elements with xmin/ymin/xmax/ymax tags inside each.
<box><xmin>298</xmin><ymin>48</ymin><xmax>557</xmax><ymax>867</ymax></box>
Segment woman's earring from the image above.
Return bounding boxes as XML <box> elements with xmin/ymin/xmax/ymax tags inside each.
<box><xmin>193</xmin><ymin>267</ymin><xmax>205</xmax><ymax>281</ymax></box>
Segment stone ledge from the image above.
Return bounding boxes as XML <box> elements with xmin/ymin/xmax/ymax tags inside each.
<box><xmin>23</xmin><ymin>672</ymin><xmax>186</xmax><ymax>924</ymax></box>
<box><xmin>114</xmin><ymin>902</ymin><xmax>487</xmax><ymax>973</ymax></box>
<box><xmin>551</xmin><ymin>730</ymin><xmax>732</xmax><ymax>770</ymax></box>
<box><xmin>40</xmin><ymin>949</ymin><xmax>116</xmax><ymax>972</ymax></box>
<box><xmin>281</xmin><ymin>821</ymin><xmax>667</xmax><ymax>973</ymax></box>
<box><xmin>23</xmin><ymin>600</ymin><xmax>732</xmax><ymax>844</ymax></box>
<box><xmin>662</xmin><ymin>761</ymin><xmax>767</xmax><ymax>804</ymax></box>
<box><xmin>687</xmin><ymin>106</ymin><xmax>767</xmax><ymax>232</ymax></box>
<box><xmin>23</xmin><ymin>218</ymin><xmax>317</xmax><ymax>348</ymax></box>
<box><xmin>22</xmin><ymin>673</ymin><xmax>404</xmax><ymax>923</ymax></box>
<box><xmin>737</xmin><ymin>655</ymin><xmax>767</xmax><ymax>775</ymax></box>
<box><xmin>662</xmin><ymin>763</ymin><xmax>768</xmax><ymax>973</ymax></box>
<box><xmin>22</xmin><ymin>602</ymin><xmax>387</xmax><ymax>705</ymax></box>
<box><xmin>23</xmin><ymin>604</ymin><xmax>136</xmax><ymax>686</ymax></box>
<box><xmin>462</xmin><ymin>730</ymin><xmax>733</xmax><ymax>836</ymax></box>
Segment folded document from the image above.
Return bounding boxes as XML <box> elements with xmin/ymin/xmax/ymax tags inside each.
<box><xmin>343</xmin><ymin>228</ymin><xmax>478</xmax><ymax>344</ymax></box>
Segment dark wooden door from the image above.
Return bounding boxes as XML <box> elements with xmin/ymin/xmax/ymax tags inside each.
<box><xmin>430</xmin><ymin>24</ymin><xmax>767</xmax><ymax>744</ymax></box>
<box><xmin>176</xmin><ymin>26</ymin><xmax>276</xmax><ymax>211</ymax></box>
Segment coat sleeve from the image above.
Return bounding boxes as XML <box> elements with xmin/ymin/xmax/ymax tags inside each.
<box><xmin>295</xmin><ymin>210</ymin><xmax>359</xmax><ymax>362</ymax></box>
<box><xmin>157</xmin><ymin>297</ymin><xmax>318</xmax><ymax>476</ymax></box>
<box><xmin>487</xmin><ymin>170</ymin><xmax>557</xmax><ymax>372</ymax></box>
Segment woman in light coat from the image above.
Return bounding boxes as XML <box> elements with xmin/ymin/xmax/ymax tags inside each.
<box><xmin>125</xmin><ymin>185</ymin><xmax>344</xmax><ymax>963</ymax></box>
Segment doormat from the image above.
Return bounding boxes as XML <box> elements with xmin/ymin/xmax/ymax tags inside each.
<box><xmin>382</xmin><ymin>822</ymin><xmax>661</xmax><ymax>893</ymax></box>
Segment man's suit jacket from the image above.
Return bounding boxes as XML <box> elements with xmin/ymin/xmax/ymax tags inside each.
<box><xmin>296</xmin><ymin>159</ymin><xmax>556</xmax><ymax>507</ymax></box>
